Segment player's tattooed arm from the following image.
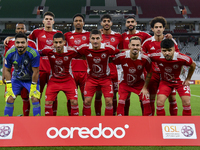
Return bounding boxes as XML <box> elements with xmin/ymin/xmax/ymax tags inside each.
<box><xmin>183</xmin><ymin>61</ymin><xmax>196</xmax><ymax>86</ymax></box>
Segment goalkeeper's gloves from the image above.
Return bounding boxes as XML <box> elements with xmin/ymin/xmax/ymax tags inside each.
<box><xmin>29</xmin><ymin>82</ymin><xmax>40</xmax><ymax>99</ymax></box>
<box><xmin>5</xmin><ymin>81</ymin><xmax>16</xmax><ymax>102</ymax></box>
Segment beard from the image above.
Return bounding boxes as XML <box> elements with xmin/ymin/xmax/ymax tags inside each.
<box><xmin>127</xmin><ymin>25</ymin><xmax>135</xmax><ymax>31</ymax></box>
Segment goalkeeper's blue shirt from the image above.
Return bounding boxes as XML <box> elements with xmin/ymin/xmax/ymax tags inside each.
<box><xmin>5</xmin><ymin>46</ymin><xmax>40</xmax><ymax>80</ymax></box>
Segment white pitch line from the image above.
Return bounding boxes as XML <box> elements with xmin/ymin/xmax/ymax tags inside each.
<box><xmin>191</xmin><ymin>94</ymin><xmax>200</xmax><ymax>98</ymax></box>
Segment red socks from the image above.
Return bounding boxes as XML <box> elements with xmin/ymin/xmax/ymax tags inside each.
<box><xmin>22</xmin><ymin>99</ymin><xmax>30</xmax><ymax>116</ymax></box>
<box><xmin>124</xmin><ymin>97</ymin><xmax>130</xmax><ymax>116</ymax></box>
<box><xmin>45</xmin><ymin>104</ymin><xmax>53</xmax><ymax>116</ymax></box>
<box><xmin>156</xmin><ymin>105</ymin><xmax>165</xmax><ymax>116</ymax></box>
<box><xmin>169</xmin><ymin>100</ymin><xmax>178</xmax><ymax>116</ymax></box>
<box><xmin>183</xmin><ymin>105</ymin><xmax>191</xmax><ymax>116</ymax></box>
<box><xmin>95</xmin><ymin>99</ymin><xmax>102</xmax><ymax>116</ymax></box>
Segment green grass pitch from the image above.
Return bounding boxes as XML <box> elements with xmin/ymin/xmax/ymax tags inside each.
<box><xmin>0</xmin><ymin>84</ymin><xmax>200</xmax><ymax>149</ymax></box>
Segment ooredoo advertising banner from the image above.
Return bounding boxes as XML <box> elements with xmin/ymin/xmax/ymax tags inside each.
<box><xmin>0</xmin><ymin>116</ymin><xmax>200</xmax><ymax>147</ymax></box>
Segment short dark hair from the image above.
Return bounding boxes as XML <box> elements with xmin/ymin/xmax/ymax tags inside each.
<box><xmin>15</xmin><ymin>33</ymin><xmax>27</xmax><ymax>41</ymax></box>
<box><xmin>16</xmin><ymin>22</ymin><xmax>26</xmax><ymax>29</ymax></box>
<box><xmin>126</xmin><ymin>15</ymin><xmax>136</xmax><ymax>20</ymax></box>
<box><xmin>150</xmin><ymin>16</ymin><xmax>167</xmax><ymax>28</ymax></box>
<box><xmin>129</xmin><ymin>36</ymin><xmax>141</xmax><ymax>43</ymax></box>
<box><xmin>53</xmin><ymin>33</ymin><xmax>65</xmax><ymax>40</ymax></box>
<box><xmin>101</xmin><ymin>14</ymin><xmax>112</xmax><ymax>21</ymax></box>
<box><xmin>161</xmin><ymin>39</ymin><xmax>174</xmax><ymax>49</ymax></box>
<box><xmin>73</xmin><ymin>13</ymin><xmax>85</xmax><ymax>22</ymax></box>
<box><xmin>90</xmin><ymin>29</ymin><xmax>101</xmax><ymax>37</ymax></box>
<box><xmin>43</xmin><ymin>11</ymin><xmax>55</xmax><ymax>18</ymax></box>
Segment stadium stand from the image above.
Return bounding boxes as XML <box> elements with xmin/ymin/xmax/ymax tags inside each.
<box><xmin>45</xmin><ymin>0</ymin><xmax>86</xmax><ymax>18</ymax></box>
<box><xmin>0</xmin><ymin>0</ymin><xmax>41</xmax><ymax>18</ymax></box>
<box><xmin>90</xmin><ymin>0</ymin><xmax>105</xmax><ymax>6</ymax></box>
<box><xmin>179</xmin><ymin>0</ymin><xmax>200</xmax><ymax>18</ymax></box>
<box><xmin>135</xmin><ymin>0</ymin><xmax>183</xmax><ymax>18</ymax></box>
<box><xmin>116</xmin><ymin>0</ymin><xmax>132</xmax><ymax>6</ymax></box>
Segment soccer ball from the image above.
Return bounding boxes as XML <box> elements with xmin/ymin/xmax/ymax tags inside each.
<box><xmin>0</xmin><ymin>126</ymin><xmax>11</xmax><ymax>137</ymax></box>
<box><xmin>181</xmin><ymin>125</ymin><xmax>194</xmax><ymax>137</ymax></box>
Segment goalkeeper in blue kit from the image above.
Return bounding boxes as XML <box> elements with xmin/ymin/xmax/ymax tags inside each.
<box><xmin>4</xmin><ymin>33</ymin><xmax>41</xmax><ymax>116</ymax></box>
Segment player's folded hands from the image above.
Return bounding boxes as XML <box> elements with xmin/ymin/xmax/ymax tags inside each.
<box><xmin>5</xmin><ymin>82</ymin><xmax>16</xmax><ymax>101</ymax></box>
<box><xmin>29</xmin><ymin>83</ymin><xmax>40</xmax><ymax>99</ymax></box>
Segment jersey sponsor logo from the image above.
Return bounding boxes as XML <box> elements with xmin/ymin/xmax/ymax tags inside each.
<box><xmin>46</xmin><ymin>39</ymin><xmax>53</xmax><ymax>45</ymax></box>
<box><xmin>24</xmin><ymin>59</ymin><xmax>29</xmax><ymax>65</ymax></box>
<box><xmin>129</xmin><ymin>67</ymin><xmax>136</xmax><ymax>73</ymax></box>
<box><xmin>127</xmin><ymin>74</ymin><xmax>137</xmax><ymax>85</ymax></box>
<box><xmin>111</xmin><ymin>37</ymin><xmax>115</xmax><ymax>42</ymax></box>
<box><xmin>42</xmin><ymin>35</ymin><xmax>46</xmax><ymax>38</ymax></box>
<box><xmin>165</xmin><ymin>67</ymin><xmax>172</xmax><ymax>73</ymax></box>
<box><xmin>46</xmin><ymin>123</ymin><xmax>129</xmax><ymax>139</ymax></box>
<box><xmin>93</xmin><ymin>57</ymin><xmax>101</xmax><ymax>63</ymax></box>
<box><xmin>82</xmin><ymin>36</ymin><xmax>86</xmax><ymax>40</ymax></box>
<box><xmin>137</xmin><ymin>65</ymin><xmax>142</xmax><ymax>70</ymax></box>
<box><xmin>173</xmin><ymin>64</ymin><xmax>179</xmax><ymax>69</ymax></box>
<box><xmin>101</xmin><ymin>53</ymin><xmax>106</xmax><ymax>59</ymax></box>
<box><xmin>159</xmin><ymin>63</ymin><xmax>164</xmax><ymax>66</ymax></box>
<box><xmin>74</xmin><ymin>38</ymin><xmax>81</xmax><ymax>45</ymax></box>
<box><xmin>70</xmin><ymin>36</ymin><xmax>74</xmax><ymax>39</ymax></box>
<box><xmin>164</xmin><ymin>72</ymin><xmax>175</xmax><ymax>82</ymax></box>
<box><xmin>150</xmin><ymin>46</ymin><xmax>155</xmax><ymax>50</ymax></box>
<box><xmin>87</xmin><ymin>53</ymin><xmax>93</xmax><ymax>57</ymax></box>
<box><xmin>92</xmin><ymin>64</ymin><xmax>103</xmax><ymax>73</ymax></box>
<box><xmin>125</xmin><ymin>37</ymin><xmax>129</xmax><ymax>40</ymax></box>
<box><xmin>0</xmin><ymin>124</ymin><xmax>14</xmax><ymax>139</ymax></box>
<box><xmin>123</xmin><ymin>63</ymin><xmax>128</xmax><ymax>67</ymax></box>
<box><xmin>54</xmin><ymin>65</ymin><xmax>65</xmax><ymax>75</ymax></box>
<box><xmin>55</xmin><ymin>58</ymin><xmax>63</xmax><ymax>65</ymax></box>
<box><xmin>64</xmin><ymin>56</ymin><xmax>68</xmax><ymax>61</ymax></box>
<box><xmin>51</xmin><ymin>55</ymin><xmax>55</xmax><ymax>58</ymax></box>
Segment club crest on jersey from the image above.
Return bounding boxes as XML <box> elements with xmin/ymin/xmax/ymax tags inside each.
<box><xmin>24</xmin><ymin>59</ymin><xmax>28</xmax><ymax>65</ymax></box>
<box><xmin>137</xmin><ymin>65</ymin><xmax>142</xmax><ymax>70</ymax></box>
<box><xmin>93</xmin><ymin>57</ymin><xmax>101</xmax><ymax>63</ymax></box>
<box><xmin>173</xmin><ymin>64</ymin><xmax>179</xmax><ymax>69</ymax></box>
<box><xmin>82</xmin><ymin>36</ymin><xmax>86</xmax><ymax>40</ymax></box>
<box><xmin>101</xmin><ymin>53</ymin><xmax>106</xmax><ymax>58</ymax></box>
<box><xmin>111</xmin><ymin>37</ymin><xmax>115</xmax><ymax>42</ymax></box>
<box><xmin>129</xmin><ymin>67</ymin><xmax>136</xmax><ymax>73</ymax></box>
<box><xmin>165</xmin><ymin>67</ymin><xmax>172</xmax><ymax>73</ymax></box>
<box><xmin>64</xmin><ymin>56</ymin><xmax>68</xmax><ymax>61</ymax></box>
<box><xmin>46</xmin><ymin>39</ymin><xmax>53</xmax><ymax>45</ymax></box>
<box><xmin>55</xmin><ymin>58</ymin><xmax>63</xmax><ymax>65</ymax></box>
<box><xmin>74</xmin><ymin>38</ymin><xmax>81</xmax><ymax>45</ymax></box>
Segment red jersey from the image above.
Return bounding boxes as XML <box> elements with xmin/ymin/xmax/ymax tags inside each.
<box><xmin>112</xmin><ymin>50</ymin><xmax>151</xmax><ymax>86</ymax></box>
<box><xmin>77</xmin><ymin>43</ymin><xmax>120</xmax><ymax>78</ymax></box>
<box><xmin>121</xmin><ymin>30</ymin><xmax>151</xmax><ymax>49</ymax></box>
<box><xmin>4</xmin><ymin>38</ymin><xmax>36</xmax><ymax>57</ymax></box>
<box><xmin>40</xmin><ymin>46</ymin><xmax>81</xmax><ymax>82</ymax></box>
<box><xmin>102</xmin><ymin>31</ymin><xmax>123</xmax><ymax>49</ymax></box>
<box><xmin>142</xmin><ymin>36</ymin><xmax>180</xmax><ymax>73</ymax></box>
<box><xmin>29</xmin><ymin>28</ymin><xmax>62</xmax><ymax>73</ymax></box>
<box><xmin>150</xmin><ymin>52</ymin><xmax>193</xmax><ymax>85</ymax></box>
<box><xmin>64</xmin><ymin>30</ymin><xmax>90</xmax><ymax>72</ymax></box>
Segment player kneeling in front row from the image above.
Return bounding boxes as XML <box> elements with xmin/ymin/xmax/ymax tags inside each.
<box><xmin>112</xmin><ymin>36</ymin><xmax>152</xmax><ymax>116</ymax></box>
<box><xmin>39</xmin><ymin>33</ymin><xmax>80</xmax><ymax>116</ymax></box>
<box><xmin>4</xmin><ymin>33</ymin><xmax>41</xmax><ymax>116</ymax></box>
<box><xmin>150</xmin><ymin>39</ymin><xmax>196</xmax><ymax>116</ymax></box>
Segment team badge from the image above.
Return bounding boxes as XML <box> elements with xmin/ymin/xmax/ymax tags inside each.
<box><xmin>46</xmin><ymin>39</ymin><xmax>53</xmax><ymax>45</ymax></box>
<box><xmin>93</xmin><ymin>57</ymin><xmax>101</xmax><ymax>63</ymax></box>
<box><xmin>64</xmin><ymin>56</ymin><xmax>68</xmax><ymax>61</ymax></box>
<box><xmin>173</xmin><ymin>64</ymin><xmax>179</xmax><ymax>69</ymax></box>
<box><xmin>165</xmin><ymin>67</ymin><xmax>172</xmax><ymax>73</ymax></box>
<box><xmin>101</xmin><ymin>53</ymin><xmax>106</xmax><ymax>58</ymax></box>
<box><xmin>129</xmin><ymin>67</ymin><xmax>136</xmax><ymax>73</ymax></box>
<box><xmin>137</xmin><ymin>65</ymin><xmax>142</xmax><ymax>70</ymax></box>
<box><xmin>111</xmin><ymin>37</ymin><xmax>115</xmax><ymax>42</ymax></box>
<box><xmin>55</xmin><ymin>58</ymin><xmax>63</xmax><ymax>65</ymax></box>
<box><xmin>82</xmin><ymin>36</ymin><xmax>86</xmax><ymax>40</ymax></box>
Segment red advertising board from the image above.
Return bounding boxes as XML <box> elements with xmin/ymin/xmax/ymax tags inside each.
<box><xmin>0</xmin><ymin>116</ymin><xmax>199</xmax><ymax>147</ymax></box>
